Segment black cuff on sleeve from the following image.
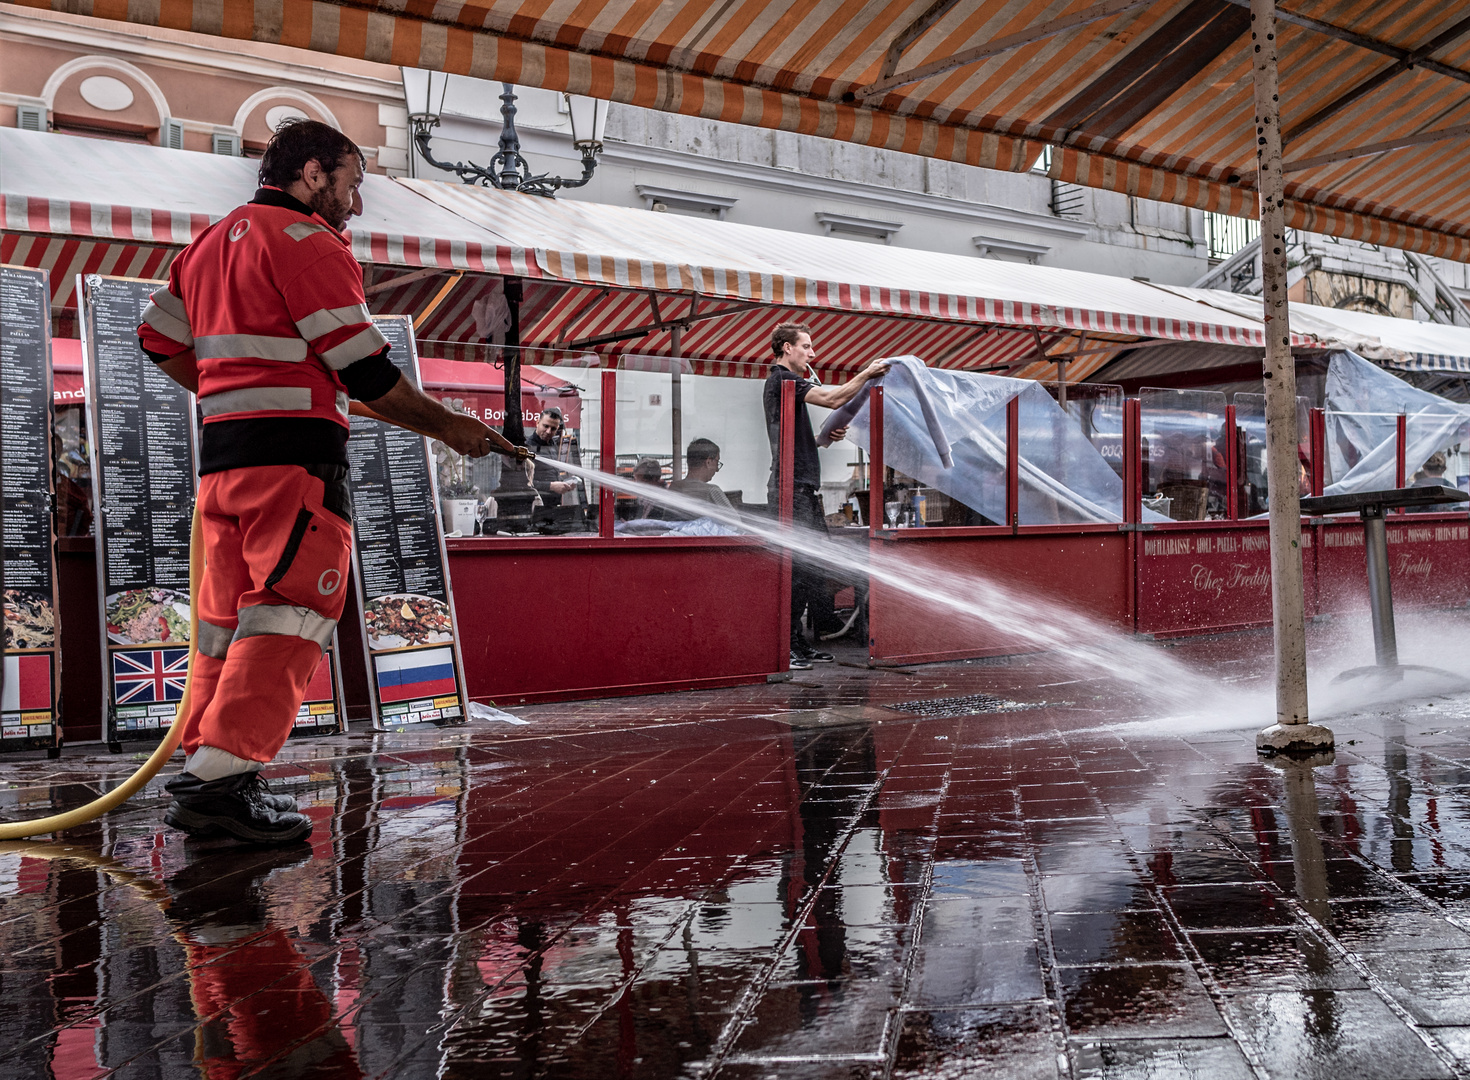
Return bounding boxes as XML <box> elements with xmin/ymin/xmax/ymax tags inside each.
<box><xmin>339</xmin><ymin>346</ymin><xmax>402</xmax><ymax>402</ymax></box>
<box><xmin>139</xmin><ymin>338</ymin><xmax>172</xmax><ymax>365</ymax></box>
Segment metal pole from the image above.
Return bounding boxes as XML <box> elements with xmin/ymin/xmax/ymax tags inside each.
<box><xmin>1252</xmin><ymin>0</ymin><xmax>1332</xmax><ymax>753</ymax></box>
<box><xmin>599</xmin><ymin>368</ymin><xmax>616</xmax><ymax>538</ymax></box>
<box><xmin>670</xmin><ymin>324</ymin><xmax>683</xmax><ymax>482</ymax></box>
<box><xmin>1362</xmin><ymin>506</ymin><xmax>1399</xmax><ymax>668</ymax></box>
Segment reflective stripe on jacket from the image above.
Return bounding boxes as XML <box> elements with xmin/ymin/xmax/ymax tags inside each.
<box><xmin>138</xmin><ymin>190</ymin><xmax>386</xmax><ymax>430</ymax></box>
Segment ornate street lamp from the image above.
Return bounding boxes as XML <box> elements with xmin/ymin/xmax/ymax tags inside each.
<box><xmin>400</xmin><ymin>70</ymin><xmax>609</xmax><ymax>529</ymax></box>
<box><xmin>400</xmin><ymin>69</ymin><xmax>609</xmax><ymax>197</ymax></box>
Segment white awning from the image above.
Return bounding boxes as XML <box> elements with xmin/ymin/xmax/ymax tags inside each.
<box><xmin>1153</xmin><ymin>283</ymin><xmax>1470</xmax><ymax>374</ymax></box>
<box><xmin>0</xmin><ymin>128</ymin><xmax>523</xmax><ymax>276</ymax></box>
<box><xmin>398</xmin><ymin>177</ymin><xmax>1310</xmax><ymax>353</ymax></box>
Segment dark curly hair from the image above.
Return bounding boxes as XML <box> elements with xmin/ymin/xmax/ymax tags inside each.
<box><xmin>771</xmin><ymin>322</ymin><xmax>811</xmax><ymax>358</ymax></box>
<box><xmin>258</xmin><ymin>118</ymin><xmax>364</xmax><ymax>189</ymax></box>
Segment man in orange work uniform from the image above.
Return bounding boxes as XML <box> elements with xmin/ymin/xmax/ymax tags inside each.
<box><xmin>139</xmin><ymin>120</ymin><xmax>523</xmax><ymax>845</ymax></box>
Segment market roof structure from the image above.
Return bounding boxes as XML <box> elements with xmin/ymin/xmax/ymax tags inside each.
<box><xmin>1</xmin><ymin>127</ymin><xmax>1327</xmax><ymax>379</ymax></box>
<box><xmin>0</xmin><ymin>127</ymin><xmax>524</xmax><ymax>310</ymax></box>
<box><xmin>21</xmin><ymin>0</ymin><xmax>1470</xmax><ymax>261</ymax></box>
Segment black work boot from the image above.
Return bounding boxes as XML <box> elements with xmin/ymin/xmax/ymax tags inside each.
<box><xmin>164</xmin><ymin>771</ymin><xmax>312</xmax><ymax>845</ymax></box>
<box><xmin>241</xmin><ymin>771</ymin><xmax>298</xmax><ymax>814</ymax></box>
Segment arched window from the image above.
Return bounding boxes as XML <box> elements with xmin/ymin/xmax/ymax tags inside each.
<box><xmin>43</xmin><ymin>58</ymin><xmax>169</xmax><ymax>144</ymax></box>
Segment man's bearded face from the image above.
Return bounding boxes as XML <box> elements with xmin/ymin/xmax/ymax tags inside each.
<box><xmin>310</xmin><ymin>158</ymin><xmax>364</xmax><ymax>231</ymax></box>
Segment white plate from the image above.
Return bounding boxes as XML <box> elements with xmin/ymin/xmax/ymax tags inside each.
<box><xmin>364</xmin><ymin>593</ymin><xmax>453</xmax><ymax>651</ymax></box>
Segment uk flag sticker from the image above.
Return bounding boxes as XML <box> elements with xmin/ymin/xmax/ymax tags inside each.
<box><xmin>112</xmin><ymin>648</ymin><xmax>189</xmax><ymax>705</ymax></box>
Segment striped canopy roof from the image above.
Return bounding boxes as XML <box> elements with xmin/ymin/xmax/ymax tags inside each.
<box><xmin>0</xmin><ymin>128</ymin><xmax>520</xmax><ymax>284</ymax></box>
<box><xmin>23</xmin><ymin>0</ymin><xmax>1470</xmax><ymax>261</ymax></box>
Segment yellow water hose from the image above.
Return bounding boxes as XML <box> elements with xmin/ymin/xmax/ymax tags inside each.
<box><xmin>0</xmin><ymin>499</ymin><xmax>201</xmax><ymax>840</ymax></box>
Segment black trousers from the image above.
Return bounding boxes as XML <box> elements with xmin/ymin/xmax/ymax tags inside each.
<box><xmin>777</xmin><ymin>485</ymin><xmax>829</xmax><ymax>642</ymax></box>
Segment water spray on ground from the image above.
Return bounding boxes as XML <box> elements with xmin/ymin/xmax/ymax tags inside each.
<box><xmin>544</xmin><ymin>459</ymin><xmax>1470</xmax><ymax>733</ymax></box>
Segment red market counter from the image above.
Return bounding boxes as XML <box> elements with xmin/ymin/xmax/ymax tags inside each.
<box><xmin>445</xmin><ymin>534</ymin><xmax>787</xmax><ymax>705</ymax></box>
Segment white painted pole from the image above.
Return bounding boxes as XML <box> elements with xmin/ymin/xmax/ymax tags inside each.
<box><xmin>671</xmin><ymin>323</ymin><xmax>684</xmax><ymax>481</ymax></box>
<box><xmin>1251</xmin><ymin>0</ymin><xmax>1332</xmax><ymax>754</ymax></box>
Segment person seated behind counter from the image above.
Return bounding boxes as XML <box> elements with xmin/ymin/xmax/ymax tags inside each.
<box><xmin>668</xmin><ymin>438</ymin><xmax>733</xmax><ymax>513</ymax></box>
<box><xmin>527</xmin><ymin>406</ymin><xmax>583</xmax><ymax>503</ymax></box>
<box><xmin>1407</xmin><ymin>451</ymin><xmax>1452</xmax><ymax>512</ymax></box>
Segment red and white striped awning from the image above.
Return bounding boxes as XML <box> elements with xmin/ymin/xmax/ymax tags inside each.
<box><xmin>0</xmin><ymin>128</ymin><xmax>524</xmax><ymax>297</ymax></box>
<box><xmin>1</xmin><ymin>234</ymin><xmax>176</xmax><ymax>310</ymax></box>
<box><xmin>399</xmin><ymin>178</ymin><xmax>1317</xmax><ymax>352</ymax></box>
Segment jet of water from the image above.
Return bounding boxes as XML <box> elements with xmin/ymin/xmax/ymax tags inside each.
<box><xmin>547</xmin><ymin>459</ymin><xmax>1219</xmax><ymax>713</ymax></box>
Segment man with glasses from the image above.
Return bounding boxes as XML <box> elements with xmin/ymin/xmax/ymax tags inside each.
<box><xmin>669</xmin><ymin>438</ymin><xmax>733</xmax><ymax>511</ymax></box>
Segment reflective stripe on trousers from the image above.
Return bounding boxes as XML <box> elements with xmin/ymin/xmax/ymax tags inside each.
<box><xmin>234</xmin><ymin>603</ymin><xmax>337</xmax><ymax>650</ymax></box>
<box><xmin>197</xmin><ymin>619</ymin><xmax>235</xmax><ymax>660</ymax></box>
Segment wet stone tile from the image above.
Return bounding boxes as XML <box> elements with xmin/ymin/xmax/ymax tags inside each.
<box><xmin>1325</xmin><ymin>897</ymin><xmax>1470</xmax><ymax>952</ymax></box>
<box><xmin>909</xmin><ymin>940</ymin><xmax>1045</xmax><ymax>1007</ymax></box>
<box><xmin>892</xmin><ymin>1005</ymin><xmax>1061</xmax><ymax>1080</ymax></box>
<box><xmin>1396</xmin><ymin>870</ymin><xmax>1470</xmax><ymax>905</ymax></box>
<box><xmin>1048</xmin><ymin>910</ymin><xmax>1184</xmax><ymax>966</ymax></box>
<box><xmin>1117</xmin><ymin>824</ymin><xmax>1232</xmax><ymax>853</ymax></box>
<box><xmin>1042</xmin><ymin>874</ymin><xmax>1157</xmax><ymax>914</ymax></box>
<box><xmin>1189</xmin><ymin>928</ymin><xmax>1365</xmax><ymax>991</ymax></box>
<box><xmin>1141</xmin><ymin>850</ymin><xmax>1258</xmax><ymax>887</ymax></box>
<box><xmin>1033</xmin><ymin>841</ymin><xmax>1135</xmax><ymax>875</ymax></box>
<box><xmin>921</xmin><ymin>894</ymin><xmax>1033</xmax><ymax>947</ymax></box>
<box><xmin>1360</xmin><ymin>949</ymin><xmax>1470</xmax><ymax>1025</ymax></box>
<box><xmin>1428</xmin><ymin>1027</ymin><xmax>1470</xmax><ymax>1071</ymax></box>
<box><xmin>716</xmin><ymin>1059</ymin><xmax>883</xmax><ymax>1079</ymax></box>
<box><xmin>1070</xmin><ymin>1037</ymin><xmax>1256</xmax><ymax>1080</ymax></box>
<box><xmin>927</xmin><ymin>859</ymin><xmax>1028</xmax><ymax>899</ymax></box>
<box><xmin>1261</xmin><ymin>858</ymin><xmax>1399</xmax><ymax>900</ymax></box>
<box><xmin>778</xmin><ymin>924</ymin><xmax>908</xmax><ymax>985</ymax></box>
<box><xmin>1223</xmin><ymin>990</ymin><xmax>1454</xmax><ymax>1080</ymax></box>
<box><xmin>1162</xmin><ymin>884</ymin><xmax>1294</xmax><ymax>930</ymax></box>
<box><xmin>1057</xmin><ymin>963</ymin><xmax>1225</xmax><ymax>1038</ymax></box>
<box><xmin>729</xmin><ymin>977</ymin><xmax>898</xmax><ymax>1057</ymax></box>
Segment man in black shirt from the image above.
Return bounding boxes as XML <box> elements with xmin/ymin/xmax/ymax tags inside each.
<box><xmin>764</xmin><ymin>323</ymin><xmax>889</xmax><ymax>669</ymax></box>
<box><xmin>526</xmin><ymin>406</ymin><xmax>584</xmax><ymax>505</ymax></box>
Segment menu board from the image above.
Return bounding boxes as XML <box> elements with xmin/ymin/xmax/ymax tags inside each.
<box><xmin>0</xmin><ymin>266</ymin><xmax>61</xmax><ymax>752</ymax></box>
<box><xmin>81</xmin><ymin>275</ymin><xmax>196</xmax><ymax>745</ymax></box>
<box><xmin>82</xmin><ymin>274</ymin><xmax>347</xmax><ymax>745</ymax></box>
<box><xmin>347</xmin><ymin>316</ymin><xmax>468</xmax><ymax>728</ymax></box>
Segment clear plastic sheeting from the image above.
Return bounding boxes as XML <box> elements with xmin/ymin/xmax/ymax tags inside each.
<box><xmin>1139</xmin><ymin>388</ymin><xmax>1227</xmax><ymax>521</ymax></box>
<box><xmin>1323</xmin><ymin>351</ymin><xmax>1470</xmax><ymax>496</ymax></box>
<box><xmin>818</xmin><ymin>356</ymin><xmax>1133</xmax><ymax>525</ymax></box>
<box><xmin>1044</xmin><ymin>383</ymin><xmax>1126</xmax><ymax>479</ymax></box>
<box><xmin>1233</xmin><ymin>393</ymin><xmax>1310</xmax><ymax>517</ymax></box>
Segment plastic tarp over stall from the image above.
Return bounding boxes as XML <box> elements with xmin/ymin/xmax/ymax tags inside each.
<box><xmin>818</xmin><ymin>357</ymin><xmax>1135</xmax><ymax>526</ymax></box>
<box><xmin>1323</xmin><ymin>350</ymin><xmax>1469</xmax><ymax>495</ymax></box>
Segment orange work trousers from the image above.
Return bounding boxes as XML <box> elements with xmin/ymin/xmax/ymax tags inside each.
<box><xmin>179</xmin><ymin>464</ymin><xmax>352</xmax><ymax>763</ymax></box>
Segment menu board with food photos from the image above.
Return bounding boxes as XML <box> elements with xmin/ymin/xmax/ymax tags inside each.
<box><xmin>0</xmin><ymin>265</ymin><xmax>61</xmax><ymax>753</ymax></box>
<box><xmin>81</xmin><ymin>274</ymin><xmax>346</xmax><ymax>747</ymax></box>
<box><xmin>346</xmin><ymin>316</ymin><xmax>469</xmax><ymax>729</ymax></box>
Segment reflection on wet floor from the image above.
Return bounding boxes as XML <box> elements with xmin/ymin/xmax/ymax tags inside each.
<box><xmin>6</xmin><ymin>639</ymin><xmax>1470</xmax><ymax>1077</ymax></box>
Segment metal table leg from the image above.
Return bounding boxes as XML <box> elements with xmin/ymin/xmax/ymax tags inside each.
<box><xmin>1361</xmin><ymin>506</ymin><xmax>1398</xmax><ymax>668</ymax></box>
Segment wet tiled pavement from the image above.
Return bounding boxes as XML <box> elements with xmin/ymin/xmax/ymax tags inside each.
<box><xmin>7</xmin><ymin>633</ymin><xmax>1470</xmax><ymax>1078</ymax></box>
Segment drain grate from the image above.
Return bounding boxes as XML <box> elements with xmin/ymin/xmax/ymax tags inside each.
<box><xmin>884</xmin><ymin>693</ymin><xmax>1042</xmax><ymax>719</ymax></box>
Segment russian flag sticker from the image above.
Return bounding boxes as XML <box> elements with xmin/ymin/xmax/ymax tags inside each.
<box><xmin>2</xmin><ymin>654</ymin><xmax>52</xmax><ymax>714</ymax></box>
<box><xmin>374</xmin><ymin>647</ymin><xmax>457</xmax><ymax>704</ymax></box>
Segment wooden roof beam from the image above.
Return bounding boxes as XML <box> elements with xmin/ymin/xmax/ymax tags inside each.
<box><xmin>857</xmin><ymin>0</ymin><xmax>1157</xmax><ymax>99</ymax></box>
<box><xmin>1282</xmin><ymin>121</ymin><xmax>1470</xmax><ymax>174</ymax></box>
<box><xmin>1218</xmin><ymin>0</ymin><xmax>1470</xmax><ymax>87</ymax></box>
<box><xmin>1281</xmin><ymin>12</ymin><xmax>1470</xmax><ymax>145</ymax></box>
<box><xmin>876</xmin><ymin>0</ymin><xmax>964</xmax><ymax>83</ymax></box>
